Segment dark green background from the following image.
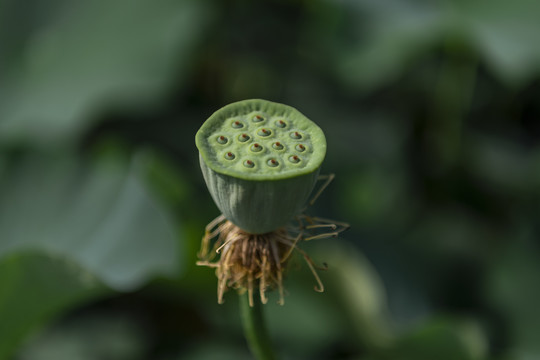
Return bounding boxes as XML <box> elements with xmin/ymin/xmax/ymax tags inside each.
<box><xmin>1</xmin><ymin>0</ymin><xmax>540</xmax><ymax>359</ymax></box>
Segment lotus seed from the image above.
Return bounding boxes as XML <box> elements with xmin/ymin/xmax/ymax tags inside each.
<box><xmin>239</xmin><ymin>133</ymin><xmax>250</xmax><ymax>142</ymax></box>
<box><xmin>225</xmin><ymin>152</ymin><xmax>236</xmax><ymax>160</ymax></box>
<box><xmin>276</xmin><ymin>120</ymin><xmax>287</xmax><ymax>128</ymax></box>
<box><xmin>295</xmin><ymin>144</ymin><xmax>306</xmax><ymax>152</ymax></box>
<box><xmin>217</xmin><ymin>135</ymin><xmax>228</xmax><ymax>144</ymax></box>
<box><xmin>267</xmin><ymin>159</ymin><xmax>279</xmax><ymax>167</ymax></box>
<box><xmin>251</xmin><ymin>143</ymin><xmax>263</xmax><ymax>152</ymax></box>
<box><xmin>232</xmin><ymin>121</ymin><xmax>244</xmax><ymax>129</ymax></box>
<box><xmin>290</xmin><ymin>131</ymin><xmax>302</xmax><ymax>139</ymax></box>
<box><xmin>289</xmin><ymin>155</ymin><xmax>301</xmax><ymax>163</ymax></box>
<box><xmin>252</xmin><ymin>115</ymin><xmax>264</xmax><ymax>122</ymax></box>
<box><xmin>243</xmin><ymin>160</ymin><xmax>255</xmax><ymax>168</ymax></box>
<box><xmin>272</xmin><ymin>142</ymin><xmax>284</xmax><ymax>150</ymax></box>
<box><xmin>257</xmin><ymin>128</ymin><xmax>271</xmax><ymax>137</ymax></box>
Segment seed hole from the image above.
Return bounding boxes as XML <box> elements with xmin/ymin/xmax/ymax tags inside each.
<box><xmin>276</xmin><ymin>120</ymin><xmax>287</xmax><ymax>128</ymax></box>
<box><xmin>272</xmin><ymin>142</ymin><xmax>284</xmax><ymax>150</ymax></box>
<box><xmin>290</xmin><ymin>131</ymin><xmax>302</xmax><ymax>139</ymax></box>
<box><xmin>251</xmin><ymin>143</ymin><xmax>263</xmax><ymax>152</ymax></box>
<box><xmin>238</xmin><ymin>133</ymin><xmax>250</xmax><ymax>142</ymax></box>
<box><xmin>289</xmin><ymin>155</ymin><xmax>301</xmax><ymax>163</ymax></box>
<box><xmin>243</xmin><ymin>160</ymin><xmax>255</xmax><ymax>168</ymax></box>
<box><xmin>252</xmin><ymin>115</ymin><xmax>264</xmax><ymax>122</ymax></box>
<box><xmin>225</xmin><ymin>152</ymin><xmax>236</xmax><ymax>160</ymax></box>
<box><xmin>257</xmin><ymin>128</ymin><xmax>271</xmax><ymax>137</ymax></box>
<box><xmin>295</xmin><ymin>144</ymin><xmax>306</xmax><ymax>152</ymax></box>
<box><xmin>217</xmin><ymin>135</ymin><xmax>228</xmax><ymax>144</ymax></box>
<box><xmin>267</xmin><ymin>159</ymin><xmax>279</xmax><ymax>167</ymax></box>
<box><xmin>232</xmin><ymin>121</ymin><xmax>244</xmax><ymax>129</ymax></box>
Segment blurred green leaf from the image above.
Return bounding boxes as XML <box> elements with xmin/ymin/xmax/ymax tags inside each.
<box><xmin>264</xmin><ymin>280</ymin><xmax>345</xmax><ymax>358</ymax></box>
<box><xmin>467</xmin><ymin>134</ymin><xmax>540</xmax><ymax>195</ymax></box>
<box><xmin>337</xmin><ymin>0</ymin><xmax>540</xmax><ymax>90</ymax></box>
<box><xmin>167</xmin><ymin>343</ymin><xmax>251</xmax><ymax>360</ymax></box>
<box><xmin>0</xmin><ymin>0</ymin><xmax>210</xmax><ymax>145</ymax></box>
<box><xmin>0</xmin><ymin>150</ymin><xmax>181</xmax><ymax>290</ymax></box>
<box><xmin>0</xmin><ymin>252</ymin><xmax>108</xmax><ymax>360</ymax></box>
<box><xmin>342</xmin><ymin>169</ymin><xmax>409</xmax><ymax>227</ymax></box>
<box><xmin>337</xmin><ymin>0</ymin><xmax>446</xmax><ymax>91</ymax></box>
<box><xmin>487</xmin><ymin>232</ymin><xmax>540</xmax><ymax>360</ymax></box>
<box><xmin>380</xmin><ymin>318</ymin><xmax>487</xmax><ymax>360</ymax></box>
<box><xmin>17</xmin><ymin>310</ymin><xmax>148</xmax><ymax>360</ymax></box>
<box><xmin>322</xmin><ymin>242</ymin><xmax>394</xmax><ymax>349</ymax></box>
<box><xmin>461</xmin><ymin>0</ymin><xmax>540</xmax><ymax>86</ymax></box>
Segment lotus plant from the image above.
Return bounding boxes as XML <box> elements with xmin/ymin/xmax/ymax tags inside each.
<box><xmin>196</xmin><ymin>99</ymin><xmax>348</xmax><ymax>307</ymax></box>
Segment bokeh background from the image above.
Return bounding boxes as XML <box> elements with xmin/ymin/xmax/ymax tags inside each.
<box><xmin>2</xmin><ymin>0</ymin><xmax>540</xmax><ymax>359</ymax></box>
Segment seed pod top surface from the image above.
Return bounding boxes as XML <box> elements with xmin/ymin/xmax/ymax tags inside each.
<box><xmin>196</xmin><ymin>99</ymin><xmax>326</xmax><ymax>181</ymax></box>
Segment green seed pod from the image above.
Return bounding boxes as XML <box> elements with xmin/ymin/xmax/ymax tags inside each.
<box><xmin>196</xmin><ymin>99</ymin><xmax>326</xmax><ymax>234</ymax></box>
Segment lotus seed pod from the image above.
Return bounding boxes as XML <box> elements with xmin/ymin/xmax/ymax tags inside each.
<box><xmin>196</xmin><ymin>99</ymin><xmax>326</xmax><ymax>234</ymax></box>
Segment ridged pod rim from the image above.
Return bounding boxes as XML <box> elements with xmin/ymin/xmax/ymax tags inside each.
<box><xmin>196</xmin><ymin>99</ymin><xmax>326</xmax><ymax>181</ymax></box>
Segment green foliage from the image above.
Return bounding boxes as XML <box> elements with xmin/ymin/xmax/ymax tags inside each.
<box><xmin>0</xmin><ymin>149</ymin><xmax>182</xmax><ymax>359</ymax></box>
<box><xmin>0</xmin><ymin>150</ymin><xmax>181</xmax><ymax>290</ymax></box>
<box><xmin>337</xmin><ymin>0</ymin><xmax>540</xmax><ymax>90</ymax></box>
<box><xmin>1</xmin><ymin>0</ymin><xmax>540</xmax><ymax>359</ymax></box>
<box><xmin>0</xmin><ymin>0</ymin><xmax>210</xmax><ymax>145</ymax></box>
<box><xmin>0</xmin><ymin>252</ymin><xmax>107</xmax><ymax>359</ymax></box>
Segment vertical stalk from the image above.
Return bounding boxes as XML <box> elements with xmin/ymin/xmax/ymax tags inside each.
<box><xmin>239</xmin><ymin>293</ymin><xmax>278</xmax><ymax>360</ymax></box>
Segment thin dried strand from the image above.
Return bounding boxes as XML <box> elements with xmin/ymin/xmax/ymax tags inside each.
<box><xmin>218</xmin><ymin>270</ymin><xmax>227</xmax><ymax>304</ymax></box>
<box><xmin>216</xmin><ymin>236</ymin><xmax>238</xmax><ymax>254</ymax></box>
<box><xmin>204</xmin><ymin>216</ymin><xmax>227</xmax><ymax>244</ymax></box>
<box><xmin>218</xmin><ymin>241</ymin><xmax>236</xmax><ymax>303</ymax></box>
<box><xmin>281</xmin><ymin>232</ymin><xmax>302</xmax><ymax>263</ymax></box>
<box><xmin>242</xmin><ymin>234</ymin><xmax>250</xmax><ymax>265</ymax></box>
<box><xmin>196</xmin><ymin>261</ymin><xmax>219</xmax><ymax>268</ymax></box>
<box><xmin>207</xmin><ymin>214</ymin><xmax>227</xmax><ymax>230</ymax></box>
<box><xmin>200</xmin><ymin>218</ymin><xmax>230</xmax><ymax>260</ymax></box>
<box><xmin>268</xmin><ymin>237</ymin><xmax>286</xmax><ymax>305</ymax></box>
<box><xmin>308</xmin><ymin>173</ymin><xmax>335</xmax><ymax>207</ymax></box>
<box><xmin>277</xmin><ymin>269</ymin><xmax>285</xmax><ymax>305</ymax></box>
<box><xmin>276</xmin><ymin>237</ymin><xmax>325</xmax><ymax>293</ymax></box>
<box><xmin>303</xmin><ymin>255</ymin><xmax>325</xmax><ymax>292</ymax></box>
<box><xmin>206</xmin><ymin>225</ymin><xmax>226</xmax><ymax>245</ymax></box>
<box><xmin>259</xmin><ymin>254</ymin><xmax>268</xmax><ymax>304</ymax></box>
<box><xmin>248</xmin><ymin>273</ymin><xmax>254</xmax><ymax>307</ymax></box>
<box><xmin>305</xmin><ymin>223</ymin><xmax>337</xmax><ymax>230</ymax></box>
<box><xmin>294</xmin><ymin>215</ymin><xmax>350</xmax><ymax>242</ymax></box>
<box><xmin>305</xmin><ymin>215</ymin><xmax>350</xmax><ymax>230</ymax></box>
<box><xmin>269</xmin><ymin>238</ymin><xmax>283</xmax><ymax>271</ymax></box>
<box><xmin>304</xmin><ymin>232</ymin><xmax>340</xmax><ymax>241</ymax></box>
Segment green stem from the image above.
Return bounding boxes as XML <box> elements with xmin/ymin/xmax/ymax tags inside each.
<box><xmin>239</xmin><ymin>293</ymin><xmax>278</xmax><ymax>360</ymax></box>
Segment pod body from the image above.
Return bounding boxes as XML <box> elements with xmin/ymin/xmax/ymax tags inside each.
<box><xmin>196</xmin><ymin>99</ymin><xmax>326</xmax><ymax>234</ymax></box>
